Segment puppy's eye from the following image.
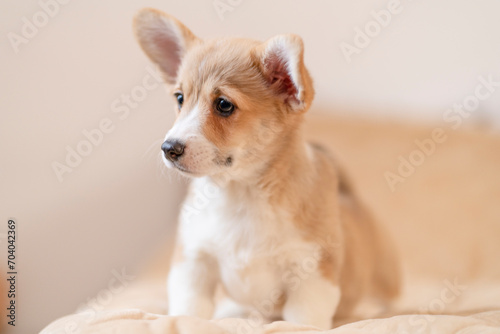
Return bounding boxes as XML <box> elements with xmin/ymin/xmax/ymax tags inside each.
<box><xmin>215</xmin><ymin>98</ymin><xmax>235</xmax><ymax>116</ymax></box>
<box><xmin>174</xmin><ymin>93</ymin><xmax>184</xmax><ymax>108</ymax></box>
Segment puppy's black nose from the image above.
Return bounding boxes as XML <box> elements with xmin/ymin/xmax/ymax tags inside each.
<box><xmin>161</xmin><ymin>140</ymin><xmax>185</xmax><ymax>162</ymax></box>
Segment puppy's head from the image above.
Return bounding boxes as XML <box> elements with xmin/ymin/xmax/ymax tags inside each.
<box><xmin>134</xmin><ymin>9</ymin><xmax>314</xmax><ymax>180</ymax></box>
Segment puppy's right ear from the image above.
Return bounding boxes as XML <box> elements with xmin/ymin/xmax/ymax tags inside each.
<box><xmin>133</xmin><ymin>8</ymin><xmax>200</xmax><ymax>84</ymax></box>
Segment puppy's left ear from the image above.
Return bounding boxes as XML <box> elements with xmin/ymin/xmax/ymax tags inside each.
<box><xmin>133</xmin><ymin>8</ymin><xmax>200</xmax><ymax>84</ymax></box>
<box><xmin>257</xmin><ymin>34</ymin><xmax>315</xmax><ymax>112</ymax></box>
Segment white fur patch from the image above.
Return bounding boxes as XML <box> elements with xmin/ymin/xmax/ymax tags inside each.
<box><xmin>163</xmin><ymin>104</ymin><xmax>220</xmax><ymax>175</ymax></box>
<box><xmin>165</xmin><ymin>103</ymin><xmax>201</xmax><ymax>142</ymax></box>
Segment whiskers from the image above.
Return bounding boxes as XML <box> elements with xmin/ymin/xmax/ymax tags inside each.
<box><xmin>143</xmin><ymin>138</ymin><xmax>171</xmax><ymax>182</ymax></box>
<box><xmin>142</xmin><ymin>138</ymin><xmax>164</xmax><ymax>161</ymax></box>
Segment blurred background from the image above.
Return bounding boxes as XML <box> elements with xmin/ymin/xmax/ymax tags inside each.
<box><xmin>1</xmin><ymin>0</ymin><xmax>499</xmax><ymax>333</ymax></box>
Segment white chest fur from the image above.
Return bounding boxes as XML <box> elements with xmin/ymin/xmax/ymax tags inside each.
<box><xmin>177</xmin><ymin>177</ymin><xmax>319</xmax><ymax>307</ymax></box>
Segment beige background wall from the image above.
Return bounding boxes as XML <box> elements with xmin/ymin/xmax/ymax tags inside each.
<box><xmin>1</xmin><ymin>0</ymin><xmax>499</xmax><ymax>333</ymax></box>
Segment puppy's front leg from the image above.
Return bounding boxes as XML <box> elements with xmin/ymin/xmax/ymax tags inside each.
<box><xmin>167</xmin><ymin>253</ymin><xmax>218</xmax><ymax>319</ymax></box>
<box><xmin>283</xmin><ymin>274</ymin><xmax>341</xmax><ymax>329</ymax></box>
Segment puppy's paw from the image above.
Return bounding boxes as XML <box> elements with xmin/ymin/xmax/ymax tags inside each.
<box><xmin>282</xmin><ymin>281</ymin><xmax>340</xmax><ymax>330</ymax></box>
<box><xmin>213</xmin><ymin>298</ymin><xmax>251</xmax><ymax>319</ymax></box>
<box><xmin>168</xmin><ymin>296</ymin><xmax>214</xmax><ymax>319</ymax></box>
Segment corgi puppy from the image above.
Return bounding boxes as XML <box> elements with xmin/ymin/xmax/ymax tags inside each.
<box><xmin>134</xmin><ymin>8</ymin><xmax>400</xmax><ymax>329</ymax></box>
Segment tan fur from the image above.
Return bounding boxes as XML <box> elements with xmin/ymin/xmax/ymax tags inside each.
<box><xmin>134</xmin><ymin>8</ymin><xmax>401</xmax><ymax>325</ymax></box>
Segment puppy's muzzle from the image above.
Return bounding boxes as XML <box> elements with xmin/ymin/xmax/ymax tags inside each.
<box><xmin>162</xmin><ymin>140</ymin><xmax>185</xmax><ymax>162</ymax></box>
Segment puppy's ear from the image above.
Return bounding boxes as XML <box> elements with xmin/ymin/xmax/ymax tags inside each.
<box><xmin>258</xmin><ymin>34</ymin><xmax>315</xmax><ymax>112</ymax></box>
<box><xmin>133</xmin><ymin>8</ymin><xmax>200</xmax><ymax>84</ymax></box>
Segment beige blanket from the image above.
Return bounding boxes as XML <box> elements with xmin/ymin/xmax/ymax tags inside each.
<box><xmin>41</xmin><ymin>115</ymin><xmax>500</xmax><ymax>333</ymax></box>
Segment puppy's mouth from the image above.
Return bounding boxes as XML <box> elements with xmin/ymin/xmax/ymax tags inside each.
<box><xmin>173</xmin><ymin>163</ymin><xmax>193</xmax><ymax>174</ymax></box>
<box><xmin>162</xmin><ymin>146</ymin><xmax>233</xmax><ymax>177</ymax></box>
<box><xmin>167</xmin><ymin>160</ymin><xmax>196</xmax><ymax>176</ymax></box>
<box><xmin>173</xmin><ymin>155</ymin><xmax>233</xmax><ymax>175</ymax></box>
